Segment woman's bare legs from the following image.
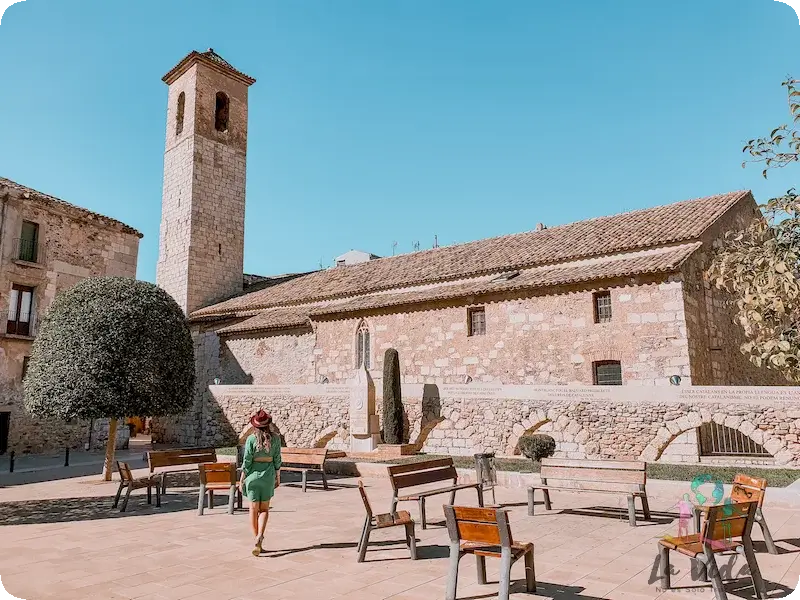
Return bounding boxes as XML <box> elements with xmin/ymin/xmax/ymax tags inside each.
<box><xmin>257</xmin><ymin>500</ymin><xmax>271</xmax><ymax>542</ymax></box>
<box><xmin>249</xmin><ymin>501</ymin><xmax>259</xmax><ymax>537</ymax></box>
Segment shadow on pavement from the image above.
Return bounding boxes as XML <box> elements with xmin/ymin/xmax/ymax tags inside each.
<box><xmin>0</xmin><ymin>489</ymin><xmax>198</xmax><ymax>526</ymax></box>
<box><xmin>0</xmin><ymin>458</ymin><xmax>148</xmax><ymax>488</ymax></box>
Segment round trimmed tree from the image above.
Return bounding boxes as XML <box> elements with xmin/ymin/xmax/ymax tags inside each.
<box><xmin>24</xmin><ymin>277</ymin><xmax>195</xmax><ymax>480</ymax></box>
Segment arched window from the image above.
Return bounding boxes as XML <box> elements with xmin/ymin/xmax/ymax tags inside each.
<box><xmin>356</xmin><ymin>321</ymin><xmax>370</xmax><ymax>369</ymax></box>
<box><xmin>175</xmin><ymin>92</ymin><xmax>185</xmax><ymax>136</ymax></box>
<box><xmin>215</xmin><ymin>92</ymin><xmax>229</xmax><ymax>132</ymax></box>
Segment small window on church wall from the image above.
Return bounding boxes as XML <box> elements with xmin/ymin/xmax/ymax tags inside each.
<box><xmin>468</xmin><ymin>307</ymin><xmax>486</xmax><ymax>336</ymax></box>
<box><xmin>356</xmin><ymin>322</ymin><xmax>371</xmax><ymax>369</ymax></box>
<box><xmin>215</xmin><ymin>92</ymin><xmax>230</xmax><ymax>132</ymax></box>
<box><xmin>175</xmin><ymin>92</ymin><xmax>185</xmax><ymax>136</ymax></box>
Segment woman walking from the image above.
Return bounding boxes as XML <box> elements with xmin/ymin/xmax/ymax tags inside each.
<box><xmin>241</xmin><ymin>410</ymin><xmax>282</xmax><ymax>556</ymax></box>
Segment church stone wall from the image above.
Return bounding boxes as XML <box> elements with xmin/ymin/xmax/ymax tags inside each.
<box><xmin>220</xmin><ymin>329</ymin><xmax>316</xmax><ymax>385</ymax></box>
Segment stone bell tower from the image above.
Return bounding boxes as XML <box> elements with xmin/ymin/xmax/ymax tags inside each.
<box><xmin>156</xmin><ymin>49</ymin><xmax>255</xmax><ymax>315</ymax></box>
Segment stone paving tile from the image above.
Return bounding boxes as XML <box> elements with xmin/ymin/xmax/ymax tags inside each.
<box><xmin>0</xmin><ymin>471</ymin><xmax>798</xmax><ymax>600</ymax></box>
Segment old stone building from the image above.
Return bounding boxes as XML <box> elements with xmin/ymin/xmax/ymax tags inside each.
<box><xmin>153</xmin><ymin>50</ymin><xmax>794</xmax><ymax>463</ymax></box>
<box><xmin>0</xmin><ymin>177</ymin><xmax>141</xmax><ymax>454</ymax></box>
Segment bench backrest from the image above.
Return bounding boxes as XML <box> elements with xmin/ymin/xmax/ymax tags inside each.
<box><xmin>540</xmin><ymin>458</ymin><xmax>646</xmax><ymax>492</ymax></box>
<box><xmin>731</xmin><ymin>474</ymin><xmax>767</xmax><ymax>507</ymax></box>
<box><xmin>387</xmin><ymin>458</ymin><xmax>457</xmax><ymax>493</ymax></box>
<box><xmin>357</xmin><ymin>480</ymin><xmax>374</xmax><ymax>518</ymax></box>
<box><xmin>198</xmin><ymin>462</ymin><xmax>237</xmax><ymax>486</ymax></box>
<box><xmin>116</xmin><ymin>461</ymin><xmax>134</xmax><ymax>483</ymax></box>
<box><xmin>702</xmin><ymin>501</ymin><xmax>758</xmax><ymax>548</ymax></box>
<box><xmin>443</xmin><ymin>505</ymin><xmax>513</xmax><ymax>548</ymax></box>
<box><xmin>148</xmin><ymin>447</ymin><xmax>217</xmax><ymax>471</ymax></box>
<box><xmin>282</xmin><ymin>447</ymin><xmax>328</xmax><ymax>467</ymax></box>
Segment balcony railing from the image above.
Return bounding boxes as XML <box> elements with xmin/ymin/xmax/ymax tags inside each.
<box><xmin>15</xmin><ymin>238</ymin><xmax>45</xmax><ymax>264</ymax></box>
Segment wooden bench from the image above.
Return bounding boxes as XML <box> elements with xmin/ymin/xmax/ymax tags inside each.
<box><xmin>147</xmin><ymin>447</ymin><xmax>217</xmax><ymax>494</ymax></box>
<box><xmin>444</xmin><ymin>505</ymin><xmax>535</xmax><ymax>600</ymax></box>
<box><xmin>693</xmin><ymin>474</ymin><xmax>777</xmax><ymax>555</ymax></box>
<box><xmin>658</xmin><ymin>501</ymin><xmax>767</xmax><ymax>600</ymax></box>
<box><xmin>357</xmin><ymin>480</ymin><xmax>417</xmax><ymax>563</ymax></box>
<box><xmin>197</xmin><ymin>462</ymin><xmax>238</xmax><ymax>516</ymax></box>
<box><xmin>113</xmin><ymin>461</ymin><xmax>162</xmax><ymax>513</ymax></box>
<box><xmin>527</xmin><ymin>458</ymin><xmax>651</xmax><ymax>526</ymax></box>
<box><xmin>388</xmin><ymin>458</ymin><xmax>484</xmax><ymax>530</ymax></box>
<box><xmin>281</xmin><ymin>448</ymin><xmax>329</xmax><ymax>492</ymax></box>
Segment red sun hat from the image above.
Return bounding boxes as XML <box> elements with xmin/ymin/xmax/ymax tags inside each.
<box><xmin>250</xmin><ymin>410</ymin><xmax>272</xmax><ymax>429</ymax></box>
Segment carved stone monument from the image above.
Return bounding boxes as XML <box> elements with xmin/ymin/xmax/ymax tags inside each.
<box><xmin>350</xmin><ymin>366</ymin><xmax>380</xmax><ymax>452</ymax></box>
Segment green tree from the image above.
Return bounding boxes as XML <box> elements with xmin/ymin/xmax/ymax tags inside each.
<box><xmin>24</xmin><ymin>277</ymin><xmax>195</xmax><ymax>480</ymax></box>
<box><xmin>708</xmin><ymin>78</ymin><xmax>800</xmax><ymax>380</ymax></box>
<box><xmin>382</xmin><ymin>348</ymin><xmax>404</xmax><ymax>444</ymax></box>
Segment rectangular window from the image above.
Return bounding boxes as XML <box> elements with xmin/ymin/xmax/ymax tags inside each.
<box><xmin>19</xmin><ymin>221</ymin><xmax>39</xmax><ymax>263</ymax></box>
<box><xmin>468</xmin><ymin>307</ymin><xmax>486</xmax><ymax>336</ymax></box>
<box><xmin>593</xmin><ymin>291</ymin><xmax>612</xmax><ymax>323</ymax></box>
<box><xmin>593</xmin><ymin>360</ymin><xmax>622</xmax><ymax>385</ymax></box>
<box><xmin>7</xmin><ymin>284</ymin><xmax>34</xmax><ymax>336</ymax></box>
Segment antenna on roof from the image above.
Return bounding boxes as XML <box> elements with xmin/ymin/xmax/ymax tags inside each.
<box><xmin>413</xmin><ymin>241</ymin><xmax>420</xmax><ymax>252</ymax></box>
<box><xmin>318</xmin><ymin>257</ymin><xmax>324</xmax><ymax>270</ymax></box>
<box><xmin>392</xmin><ymin>241</ymin><xmax>398</xmax><ymax>256</ymax></box>
<box><xmin>433</xmin><ymin>235</ymin><xmax>439</xmax><ymax>249</ymax></box>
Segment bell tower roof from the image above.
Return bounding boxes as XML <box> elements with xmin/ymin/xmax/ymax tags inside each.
<box><xmin>163</xmin><ymin>48</ymin><xmax>256</xmax><ymax>86</ymax></box>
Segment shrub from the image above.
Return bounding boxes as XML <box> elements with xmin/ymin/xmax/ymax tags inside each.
<box><xmin>382</xmin><ymin>348</ymin><xmax>403</xmax><ymax>444</ymax></box>
<box><xmin>24</xmin><ymin>277</ymin><xmax>195</xmax><ymax>478</ymax></box>
<box><xmin>518</xmin><ymin>434</ymin><xmax>556</xmax><ymax>462</ymax></box>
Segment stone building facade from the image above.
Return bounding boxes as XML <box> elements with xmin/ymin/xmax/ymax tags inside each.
<box><xmin>0</xmin><ymin>177</ymin><xmax>141</xmax><ymax>454</ymax></box>
<box><xmin>152</xmin><ymin>50</ymin><xmax>789</xmax><ymax>465</ymax></box>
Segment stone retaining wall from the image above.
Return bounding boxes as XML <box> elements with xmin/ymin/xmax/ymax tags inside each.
<box><xmin>153</xmin><ymin>384</ymin><xmax>800</xmax><ymax>467</ymax></box>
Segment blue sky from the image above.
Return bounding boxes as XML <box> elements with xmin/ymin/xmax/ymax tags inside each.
<box><xmin>0</xmin><ymin>1</ymin><xmax>798</xmax><ymax>282</ymax></box>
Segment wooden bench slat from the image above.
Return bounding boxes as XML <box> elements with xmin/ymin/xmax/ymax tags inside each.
<box><xmin>541</xmin><ymin>466</ymin><xmax>646</xmax><ymax>485</ymax></box>
<box><xmin>387</xmin><ymin>457</ymin><xmax>453</xmax><ymax>476</ymax></box>
<box><xmin>392</xmin><ymin>467</ymin><xmax>457</xmax><ymax>491</ymax></box>
<box><xmin>535</xmin><ymin>482</ymin><xmax>645</xmax><ymax>494</ymax></box>
<box><xmin>542</xmin><ymin>458</ymin><xmax>645</xmax><ymax>471</ymax></box>
<box><xmin>399</xmin><ymin>483</ymin><xmax>480</xmax><ymax>501</ymax></box>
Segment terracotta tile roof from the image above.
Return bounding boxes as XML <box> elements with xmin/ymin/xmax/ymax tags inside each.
<box><xmin>217</xmin><ymin>307</ymin><xmax>311</xmax><ymax>336</ymax></box>
<box><xmin>216</xmin><ymin>243</ymin><xmax>701</xmax><ymax>332</ymax></box>
<box><xmin>193</xmin><ymin>191</ymin><xmax>750</xmax><ymax>321</ymax></box>
<box><xmin>162</xmin><ymin>48</ymin><xmax>256</xmax><ymax>86</ymax></box>
<box><xmin>0</xmin><ymin>177</ymin><xmax>143</xmax><ymax>238</ymax></box>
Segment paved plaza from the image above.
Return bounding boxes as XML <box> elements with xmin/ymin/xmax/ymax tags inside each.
<box><xmin>0</xmin><ymin>468</ymin><xmax>798</xmax><ymax>600</ymax></box>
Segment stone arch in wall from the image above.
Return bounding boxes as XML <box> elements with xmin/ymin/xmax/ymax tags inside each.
<box><xmin>506</xmin><ymin>409</ymin><xmax>592</xmax><ymax>459</ymax></box>
<box><xmin>640</xmin><ymin>412</ymin><xmax>792</xmax><ymax>465</ymax></box>
<box><xmin>313</xmin><ymin>426</ymin><xmax>338</xmax><ymax>449</ymax></box>
<box><xmin>506</xmin><ymin>417</ymin><xmax>550</xmax><ymax>455</ymax></box>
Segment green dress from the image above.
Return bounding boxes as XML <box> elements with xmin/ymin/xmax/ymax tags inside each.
<box><xmin>242</xmin><ymin>433</ymin><xmax>282</xmax><ymax>502</ymax></box>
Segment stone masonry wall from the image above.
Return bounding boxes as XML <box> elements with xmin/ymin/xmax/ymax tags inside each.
<box><xmin>220</xmin><ymin>329</ymin><xmax>316</xmax><ymax>385</ymax></box>
<box><xmin>0</xmin><ymin>185</ymin><xmax>140</xmax><ymax>454</ymax></box>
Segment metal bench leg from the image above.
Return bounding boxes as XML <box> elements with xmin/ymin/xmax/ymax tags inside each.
<box><xmin>742</xmin><ymin>541</ymin><xmax>768</xmax><ymax>599</ymax></box>
<box><xmin>112</xmin><ymin>482</ymin><xmax>124</xmax><ymax>508</ymax></box>
<box><xmin>321</xmin><ymin>469</ymin><xmax>329</xmax><ymax>490</ymax></box>
<box><xmin>161</xmin><ymin>474</ymin><xmax>167</xmax><ymax>495</ymax></box>
<box><xmin>702</xmin><ymin>551</ymin><xmax>729</xmax><ymax>600</ymax></box>
<box><xmin>476</xmin><ymin>485</ymin><xmax>484</xmax><ymax>507</ymax></box>
<box><xmin>406</xmin><ymin>522</ymin><xmax>417</xmax><ymax>560</ymax></box>
<box><xmin>640</xmin><ymin>494</ymin><xmax>651</xmax><ymax>520</ymax></box>
<box><xmin>659</xmin><ymin>546</ymin><xmax>671</xmax><ymax>589</ymax></box>
<box><xmin>476</xmin><ymin>555</ymin><xmax>487</xmax><ymax>584</ymax></box>
<box><xmin>155</xmin><ymin>482</ymin><xmax>161</xmax><ymax>508</ymax></box>
<box><xmin>197</xmin><ymin>485</ymin><xmax>206</xmax><ymax>516</ymax></box>
<box><xmin>693</xmin><ymin>507</ymin><xmax>703</xmax><ymax>534</ymax></box>
<box><xmin>445</xmin><ymin>545</ymin><xmax>462</xmax><ymax>600</ymax></box>
<box><xmin>627</xmin><ymin>495</ymin><xmax>637</xmax><ymax>527</ymax></box>
<box><xmin>525</xmin><ymin>547</ymin><xmax>536</xmax><ymax>593</ymax></box>
<box><xmin>227</xmin><ymin>485</ymin><xmax>235</xmax><ymax>514</ymax></box>
<box><xmin>208</xmin><ymin>490</ymin><xmax>214</xmax><ymax>510</ymax></box>
<box><xmin>498</xmin><ymin>547</ymin><xmax>513</xmax><ymax>600</ymax></box>
<box><xmin>120</xmin><ymin>487</ymin><xmax>132</xmax><ymax>513</ymax></box>
<box><xmin>755</xmin><ymin>508</ymin><xmax>778</xmax><ymax>555</ymax></box>
<box><xmin>543</xmin><ymin>489</ymin><xmax>552</xmax><ymax>510</ymax></box>
<box><xmin>357</xmin><ymin>524</ymin><xmax>372</xmax><ymax>563</ymax></box>
<box><xmin>419</xmin><ymin>498</ymin><xmax>427</xmax><ymax>530</ymax></box>
<box><xmin>147</xmin><ymin>484</ymin><xmax>152</xmax><ymax>505</ymax></box>
<box><xmin>302</xmin><ymin>470</ymin><xmax>307</xmax><ymax>493</ymax></box>
<box><xmin>527</xmin><ymin>487</ymin><xmax>535</xmax><ymax>516</ymax></box>
<box><xmin>391</xmin><ymin>495</ymin><xmax>398</xmax><ymax>514</ymax></box>
<box><xmin>449</xmin><ymin>489</ymin><xmax>457</xmax><ymax>506</ymax></box>
<box><xmin>357</xmin><ymin>517</ymin><xmax>369</xmax><ymax>554</ymax></box>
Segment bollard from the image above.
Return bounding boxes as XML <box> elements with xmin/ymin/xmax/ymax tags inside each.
<box><xmin>9</xmin><ymin>450</ymin><xmax>14</xmax><ymax>473</ymax></box>
<box><xmin>64</xmin><ymin>447</ymin><xmax>70</xmax><ymax>467</ymax></box>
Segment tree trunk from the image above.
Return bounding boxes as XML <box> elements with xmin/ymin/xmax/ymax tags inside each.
<box><xmin>102</xmin><ymin>418</ymin><xmax>118</xmax><ymax>481</ymax></box>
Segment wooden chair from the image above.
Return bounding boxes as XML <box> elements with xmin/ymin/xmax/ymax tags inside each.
<box><xmin>113</xmin><ymin>461</ymin><xmax>162</xmax><ymax>513</ymax></box>
<box><xmin>693</xmin><ymin>474</ymin><xmax>777</xmax><ymax>555</ymax></box>
<box><xmin>356</xmin><ymin>480</ymin><xmax>417</xmax><ymax>563</ymax></box>
<box><xmin>443</xmin><ymin>505</ymin><xmax>535</xmax><ymax>600</ymax></box>
<box><xmin>658</xmin><ymin>500</ymin><xmax>767</xmax><ymax>600</ymax></box>
<box><xmin>197</xmin><ymin>462</ymin><xmax>238</xmax><ymax>516</ymax></box>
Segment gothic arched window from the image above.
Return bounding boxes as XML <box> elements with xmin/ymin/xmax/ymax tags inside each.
<box><xmin>356</xmin><ymin>321</ymin><xmax>371</xmax><ymax>369</ymax></box>
<box><xmin>175</xmin><ymin>92</ymin><xmax>185</xmax><ymax>136</ymax></box>
<box><xmin>215</xmin><ymin>92</ymin><xmax>229</xmax><ymax>132</ymax></box>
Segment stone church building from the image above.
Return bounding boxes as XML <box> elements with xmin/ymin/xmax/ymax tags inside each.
<box><xmin>153</xmin><ymin>50</ymin><xmax>790</xmax><ymax>455</ymax></box>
